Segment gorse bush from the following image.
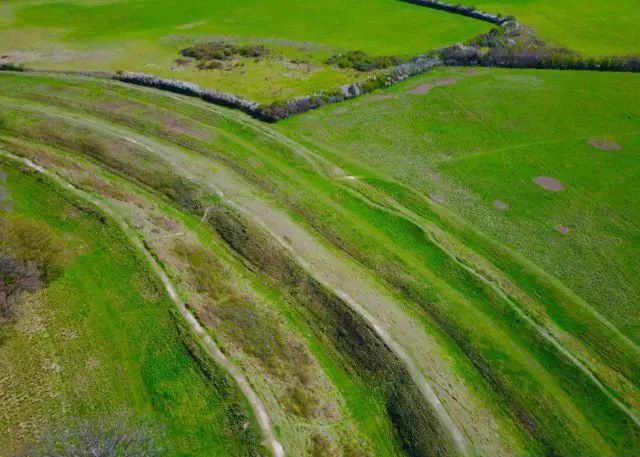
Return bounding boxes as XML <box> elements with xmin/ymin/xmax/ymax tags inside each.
<box><xmin>0</xmin><ymin>216</ymin><xmax>66</xmax><ymax>317</ymax></box>
<box><xmin>181</xmin><ymin>42</ymin><xmax>269</xmax><ymax>62</ymax></box>
<box><xmin>326</xmin><ymin>51</ymin><xmax>406</xmax><ymax>72</ymax></box>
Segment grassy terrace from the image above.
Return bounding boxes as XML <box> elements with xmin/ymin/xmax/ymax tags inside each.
<box><xmin>0</xmin><ymin>0</ymin><xmax>489</xmax><ymax>102</ymax></box>
<box><xmin>0</xmin><ymin>71</ymin><xmax>638</xmax><ymax>456</ymax></box>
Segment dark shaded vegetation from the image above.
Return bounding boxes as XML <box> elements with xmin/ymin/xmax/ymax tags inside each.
<box><xmin>20</xmin><ymin>409</ymin><xmax>164</xmax><ymax>457</ymax></box>
<box><xmin>205</xmin><ymin>203</ymin><xmax>457</xmax><ymax>457</ymax></box>
<box><xmin>0</xmin><ymin>216</ymin><xmax>66</xmax><ymax>318</ymax></box>
<box><xmin>0</xmin><ymin>62</ymin><xmax>26</xmax><ymax>72</ymax></box>
<box><xmin>326</xmin><ymin>51</ymin><xmax>406</xmax><ymax>72</ymax></box>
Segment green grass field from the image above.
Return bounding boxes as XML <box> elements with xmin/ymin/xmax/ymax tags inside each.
<box><xmin>0</xmin><ymin>160</ymin><xmax>263</xmax><ymax>456</ymax></box>
<box><xmin>279</xmin><ymin>67</ymin><xmax>640</xmax><ymax>342</ymax></box>
<box><xmin>1</xmin><ymin>70</ymin><xmax>638</xmax><ymax>456</ymax></box>
<box><xmin>472</xmin><ymin>0</ymin><xmax>640</xmax><ymax>56</ymax></box>
<box><xmin>0</xmin><ymin>0</ymin><xmax>489</xmax><ymax>102</ymax></box>
<box><xmin>1</xmin><ymin>5</ymin><xmax>639</xmax><ymax>456</ymax></box>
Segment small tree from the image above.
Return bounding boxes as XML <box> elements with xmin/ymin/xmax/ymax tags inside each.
<box><xmin>0</xmin><ymin>216</ymin><xmax>66</xmax><ymax>317</ymax></box>
<box><xmin>23</xmin><ymin>409</ymin><xmax>164</xmax><ymax>457</ymax></box>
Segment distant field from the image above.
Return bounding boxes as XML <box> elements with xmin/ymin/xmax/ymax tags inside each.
<box><xmin>472</xmin><ymin>0</ymin><xmax>640</xmax><ymax>56</ymax></box>
<box><xmin>0</xmin><ymin>160</ymin><xmax>261</xmax><ymax>456</ymax></box>
<box><xmin>0</xmin><ymin>0</ymin><xmax>489</xmax><ymax>102</ymax></box>
<box><xmin>279</xmin><ymin>67</ymin><xmax>640</xmax><ymax>343</ymax></box>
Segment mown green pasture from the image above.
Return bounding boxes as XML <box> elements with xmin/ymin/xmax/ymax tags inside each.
<box><xmin>0</xmin><ymin>0</ymin><xmax>489</xmax><ymax>102</ymax></box>
<box><xmin>472</xmin><ymin>0</ymin><xmax>640</xmax><ymax>56</ymax></box>
<box><xmin>279</xmin><ymin>67</ymin><xmax>640</xmax><ymax>344</ymax></box>
<box><xmin>0</xmin><ymin>161</ymin><xmax>262</xmax><ymax>456</ymax></box>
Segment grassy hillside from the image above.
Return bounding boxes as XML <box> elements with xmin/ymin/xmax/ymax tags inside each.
<box><xmin>0</xmin><ymin>0</ymin><xmax>489</xmax><ymax>102</ymax></box>
<box><xmin>472</xmin><ymin>0</ymin><xmax>640</xmax><ymax>56</ymax></box>
<box><xmin>279</xmin><ymin>67</ymin><xmax>640</xmax><ymax>344</ymax></box>
<box><xmin>0</xmin><ymin>71</ymin><xmax>638</xmax><ymax>456</ymax></box>
<box><xmin>0</xmin><ymin>160</ymin><xmax>263</xmax><ymax>456</ymax></box>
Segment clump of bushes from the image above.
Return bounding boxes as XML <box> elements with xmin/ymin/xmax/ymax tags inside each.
<box><xmin>0</xmin><ymin>216</ymin><xmax>66</xmax><ymax>318</ymax></box>
<box><xmin>181</xmin><ymin>42</ymin><xmax>269</xmax><ymax>62</ymax></box>
<box><xmin>0</xmin><ymin>62</ymin><xmax>26</xmax><ymax>72</ymax></box>
<box><xmin>21</xmin><ymin>409</ymin><xmax>164</xmax><ymax>457</ymax></box>
<box><xmin>326</xmin><ymin>51</ymin><xmax>406</xmax><ymax>72</ymax></box>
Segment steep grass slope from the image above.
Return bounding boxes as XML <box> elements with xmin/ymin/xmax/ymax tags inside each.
<box><xmin>0</xmin><ymin>71</ymin><xmax>638</xmax><ymax>456</ymax></box>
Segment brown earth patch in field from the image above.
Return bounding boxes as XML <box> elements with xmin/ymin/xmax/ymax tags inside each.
<box><xmin>588</xmin><ymin>138</ymin><xmax>622</xmax><ymax>151</ymax></box>
<box><xmin>410</xmin><ymin>77</ymin><xmax>457</xmax><ymax>95</ymax></box>
<box><xmin>429</xmin><ymin>194</ymin><xmax>445</xmax><ymax>204</ymax></box>
<box><xmin>532</xmin><ymin>176</ymin><xmax>564</xmax><ymax>191</ymax></box>
<box><xmin>464</xmin><ymin>68</ymin><xmax>479</xmax><ymax>76</ymax></box>
<box><xmin>493</xmin><ymin>200</ymin><xmax>509</xmax><ymax>211</ymax></box>
<box><xmin>555</xmin><ymin>224</ymin><xmax>570</xmax><ymax>235</ymax></box>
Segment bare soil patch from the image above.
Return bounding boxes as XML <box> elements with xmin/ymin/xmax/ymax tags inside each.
<box><xmin>532</xmin><ymin>176</ymin><xmax>564</xmax><ymax>191</ymax></box>
<box><xmin>555</xmin><ymin>224</ymin><xmax>570</xmax><ymax>235</ymax></box>
<box><xmin>410</xmin><ymin>78</ymin><xmax>457</xmax><ymax>95</ymax></box>
<box><xmin>493</xmin><ymin>200</ymin><xmax>509</xmax><ymax>211</ymax></box>
<box><xmin>588</xmin><ymin>138</ymin><xmax>622</xmax><ymax>151</ymax></box>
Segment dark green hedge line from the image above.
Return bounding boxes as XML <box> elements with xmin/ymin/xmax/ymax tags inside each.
<box><xmin>402</xmin><ymin>0</ymin><xmax>508</xmax><ymax>25</ymax></box>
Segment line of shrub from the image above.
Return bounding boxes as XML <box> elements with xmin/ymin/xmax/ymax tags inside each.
<box><xmin>113</xmin><ymin>72</ymin><xmax>263</xmax><ymax>119</ymax></box>
<box><xmin>401</xmin><ymin>0</ymin><xmax>508</xmax><ymax>25</ymax></box>
<box><xmin>111</xmin><ymin>57</ymin><xmax>440</xmax><ymax>122</ymax></box>
<box><xmin>438</xmin><ymin>42</ymin><xmax>640</xmax><ymax>71</ymax></box>
<box><xmin>435</xmin><ymin>22</ymin><xmax>640</xmax><ymax>72</ymax></box>
<box><xmin>259</xmin><ymin>56</ymin><xmax>441</xmax><ymax>121</ymax></box>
